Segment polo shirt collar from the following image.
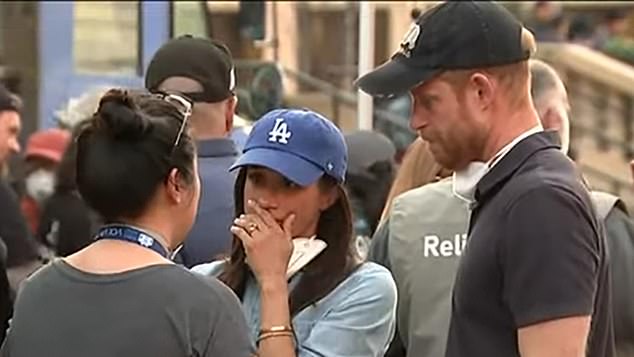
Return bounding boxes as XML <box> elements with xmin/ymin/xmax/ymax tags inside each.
<box><xmin>475</xmin><ymin>130</ymin><xmax>562</xmax><ymax>202</ymax></box>
<box><xmin>453</xmin><ymin>125</ymin><xmax>543</xmax><ymax>205</ymax></box>
<box><xmin>197</xmin><ymin>138</ymin><xmax>238</xmax><ymax>158</ymax></box>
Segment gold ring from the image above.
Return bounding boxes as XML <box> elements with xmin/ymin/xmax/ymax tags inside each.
<box><xmin>248</xmin><ymin>223</ymin><xmax>258</xmax><ymax>233</ymax></box>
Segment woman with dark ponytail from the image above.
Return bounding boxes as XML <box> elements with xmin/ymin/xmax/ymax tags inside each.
<box><xmin>2</xmin><ymin>89</ymin><xmax>254</xmax><ymax>357</ymax></box>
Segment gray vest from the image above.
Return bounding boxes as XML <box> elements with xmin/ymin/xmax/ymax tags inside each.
<box><xmin>388</xmin><ymin>178</ymin><xmax>469</xmax><ymax>357</ymax></box>
<box><xmin>591</xmin><ymin>191</ymin><xmax>626</xmax><ymax>220</ymax></box>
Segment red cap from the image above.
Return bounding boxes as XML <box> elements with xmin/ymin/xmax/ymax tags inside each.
<box><xmin>25</xmin><ymin>128</ymin><xmax>71</xmax><ymax>164</ymax></box>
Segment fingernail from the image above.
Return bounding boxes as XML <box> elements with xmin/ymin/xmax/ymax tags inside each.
<box><xmin>234</xmin><ymin>218</ymin><xmax>240</xmax><ymax>224</ymax></box>
<box><xmin>247</xmin><ymin>199</ymin><xmax>254</xmax><ymax>206</ymax></box>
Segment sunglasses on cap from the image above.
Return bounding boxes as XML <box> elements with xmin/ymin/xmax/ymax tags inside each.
<box><xmin>178</xmin><ymin>91</ymin><xmax>235</xmax><ymax>103</ymax></box>
<box><xmin>151</xmin><ymin>91</ymin><xmax>193</xmax><ymax>150</ymax></box>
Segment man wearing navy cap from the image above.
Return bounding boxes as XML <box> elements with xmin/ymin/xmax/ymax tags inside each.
<box><xmin>145</xmin><ymin>36</ymin><xmax>239</xmax><ymax>267</ymax></box>
<box><xmin>357</xmin><ymin>2</ymin><xmax>614</xmax><ymax>357</ymax></box>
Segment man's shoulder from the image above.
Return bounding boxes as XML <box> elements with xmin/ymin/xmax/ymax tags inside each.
<box><xmin>501</xmin><ymin>155</ymin><xmax>590</xmax><ymax>210</ymax></box>
<box><xmin>392</xmin><ymin>178</ymin><xmax>467</xmax><ymax>225</ymax></box>
<box><xmin>314</xmin><ymin>262</ymin><xmax>396</xmax><ymax>310</ymax></box>
<box><xmin>180</xmin><ymin>266</ymin><xmax>241</xmax><ymax>304</ymax></box>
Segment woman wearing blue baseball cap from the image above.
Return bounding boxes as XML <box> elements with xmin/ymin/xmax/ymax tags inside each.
<box><xmin>193</xmin><ymin>108</ymin><xmax>397</xmax><ymax>356</ymax></box>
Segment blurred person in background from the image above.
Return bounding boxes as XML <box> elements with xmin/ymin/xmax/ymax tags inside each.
<box><xmin>37</xmin><ymin>125</ymin><xmax>101</xmax><ymax>258</ymax></box>
<box><xmin>593</xmin><ymin>10</ymin><xmax>630</xmax><ymax>50</ymax></box>
<box><xmin>0</xmin><ymin>84</ymin><xmax>21</xmax><ymax>343</ymax></box>
<box><xmin>2</xmin><ymin>89</ymin><xmax>254</xmax><ymax>357</ymax></box>
<box><xmin>19</xmin><ymin>128</ymin><xmax>70</xmax><ymax>234</ymax></box>
<box><xmin>145</xmin><ymin>35</ymin><xmax>240</xmax><ymax>268</ymax></box>
<box><xmin>0</xmin><ymin>84</ymin><xmax>41</xmax><ymax>286</ymax></box>
<box><xmin>524</xmin><ymin>1</ymin><xmax>568</xmax><ymax>42</ymax></box>
<box><xmin>369</xmin><ymin>139</ymin><xmax>458</xmax><ymax>357</ymax></box>
<box><xmin>568</xmin><ymin>14</ymin><xmax>597</xmax><ymax>46</ymax></box>
<box><xmin>37</xmin><ymin>86</ymin><xmax>111</xmax><ymax>258</ymax></box>
<box><xmin>357</xmin><ymin>2</ymin><xmax>614</xmax><ymax>356</ymax></box>
<box><xmin>55</xmin><ymin>85</ymin><xmax>114</xmax><ymax>130</ymax></box>
<box><xmin>372</xmin><ymin>8</ymin><xmax>422</xmax><ymax>162</ymax></box>
<box><xmin>595</xmin><ymin>10</ymin><xmax>634</xmax><ymax>65</ymax></box>
<box><xmin>344</xmin><ymin>130</ymin><xmax>396</xmax><ymax>258</ymax></box>
<box><xmin>193</xmin><ymin>109</ymin><xmax>397</xmax><ymax>357</ymax></box>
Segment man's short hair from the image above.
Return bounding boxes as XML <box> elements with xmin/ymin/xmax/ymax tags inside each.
<box><xmin>529</xmin><ymin>59</ymin><xmax>562</xmax><ymax>103</ymax></box>
<box><xmin>0</xmin><ymin>84</ymin><xmax>21</xmax><ymax>114</ymax></box>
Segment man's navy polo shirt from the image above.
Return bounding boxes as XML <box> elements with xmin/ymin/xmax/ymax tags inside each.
<box><xmin>445</xmin><ymin>131</ymin><xmax>615</xmax><ymax>357</ymax></box>
<box><xmin>177</xmin><ymin>138</ymin><xmax>238</xmax><ymax>268</ymax></box>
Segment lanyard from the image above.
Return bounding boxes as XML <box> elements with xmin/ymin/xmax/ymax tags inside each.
<box><xmin>95</xmin><ymin>224</ymin><xmax>177</xmax><ymax>259</ymax></box>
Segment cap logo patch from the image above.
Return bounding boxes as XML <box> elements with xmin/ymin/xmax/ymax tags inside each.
<box><xmin>399</xmin><ymin>23</ymin><xmax>421</xmax><ymax>58</ymax></box>
<box><xmin>268</xmin><ymin>118</ymin><xmax>292</xmax><ymax>144</ymax></box>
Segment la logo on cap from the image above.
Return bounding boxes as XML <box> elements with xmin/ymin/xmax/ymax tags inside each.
<box><xmin>268</xmin><ymin>118</ymin><xmax>292</xmax><ymax>144</ymax></box>
<box><xmin>399</xmin><ymin>23</ymin><xmax>421</xmax><ymax>58</ymax></box>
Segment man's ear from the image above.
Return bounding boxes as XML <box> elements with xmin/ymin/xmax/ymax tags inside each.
<box><xmin>469</xmin><ymin>73</ymin><xmax>495</xmax><ymax>111</ymax></box>
<box><xmin>166</xmin><ymin>168</ymin><xmax>183</xmax><ymax>205</ymax></box>
<box><xmin>541</xmin><ymin>107</ymin><xmax>562</xmax><ymax>133</ymax></box>
<box><xmin>225</xmin><ymin>96</ymin><xmax>237</xmax><ymax>132</ymax></box>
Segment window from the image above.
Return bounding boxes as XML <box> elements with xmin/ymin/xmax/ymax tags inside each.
<box><xmin>73</xmin><ymin>1</ymin><xmax>140</xmax><ymax>75</ymax></box>
<box><xmin>171</xmin><ymin>1</ymin><xmax>208</xmax><ymax>38</ymax></box>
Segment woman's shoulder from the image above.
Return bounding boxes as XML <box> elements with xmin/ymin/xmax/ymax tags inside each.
<box><xmin>342</xmin><ymin>261</ymin><xmax>396</xmax><ymax>295</ymax></box>
<box><xmin>314</xmin><ymin>261</ymin><xmax>396</xmax><ymax>311</ymax></box>
<box><xmin>190</xmin><ymin>259</ymin><xmax>227</xmax><ymax>277</ymax></box>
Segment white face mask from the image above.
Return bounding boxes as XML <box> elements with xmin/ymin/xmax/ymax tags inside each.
<box><xmin>25</xmin><ymin>169</ymin><xmax>56</xmax><ymax>204</ymax></box>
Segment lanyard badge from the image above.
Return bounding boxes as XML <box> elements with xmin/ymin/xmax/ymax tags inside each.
<box><xmin>95</xmin><ymin>224</ymin><xmax>180</xmax><ymax>260</ymax></box>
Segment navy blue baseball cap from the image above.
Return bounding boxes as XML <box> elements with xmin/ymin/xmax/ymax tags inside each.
<box><xmin>355</xmin><ymin>1</ymin><xmax>533</xmax><ymax>97</ymax></box>
<box><xmin>230</xmin><ymin>108</ymin><xmax>347</xmax><ymax>186</ymax></box>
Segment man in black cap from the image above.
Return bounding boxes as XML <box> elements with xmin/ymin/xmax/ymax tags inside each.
<box><xmin>0</xmin><ymin>86</ymin><xmax>40</xmax><ymax>270</ymax></box>
<box><xmin>356</xmin><ymin>2</ymin><xmax>614</xmax><ymax>357</ymax></box>
<box><xmin>145</xmin><ymin>36</ymin><xmax>239</xmax><ymax>267</ymax></box>
<box><xmin>0</xmin><ymin>85</ymin><xmax>35</xmax><ymax>340</ymax></box>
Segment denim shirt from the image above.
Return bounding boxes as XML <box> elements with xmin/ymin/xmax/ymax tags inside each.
<box><xmin>192</xmin><ymin>260</ymin><xmax>397</xmax><ymax>357</ymax></box>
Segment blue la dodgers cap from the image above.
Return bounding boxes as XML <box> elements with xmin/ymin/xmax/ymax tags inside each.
<box><xmin>230</xmin><ymin>108</ymin><xmax>348</xmax><ymax>186</ymax></box>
